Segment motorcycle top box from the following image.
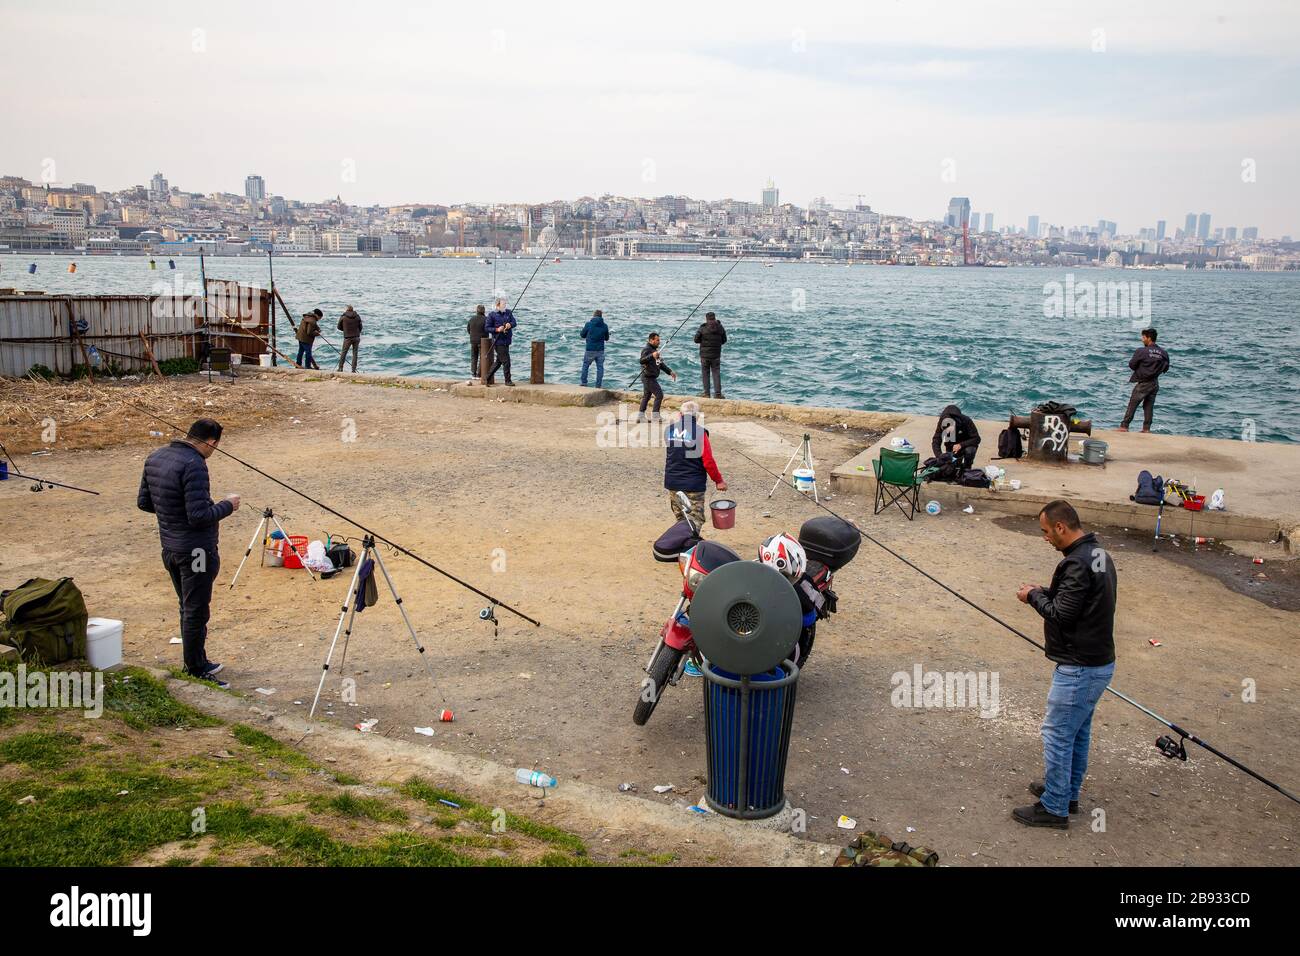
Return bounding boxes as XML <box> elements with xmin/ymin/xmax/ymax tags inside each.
<box><xmin>797</xmin><ymin>516</ymin><xmax>860</xmax><ymax>571</ymax></box>
<box><xmin>653</xmin><ymin>519</ymin><xmax>701</xmax><ymax>563</ymax></box>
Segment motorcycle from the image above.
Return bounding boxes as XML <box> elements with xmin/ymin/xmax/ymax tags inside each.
<box><xmin>633</xmin><ymin>525</ymin><xmax>741</xmax><ymax>726</ymax></box>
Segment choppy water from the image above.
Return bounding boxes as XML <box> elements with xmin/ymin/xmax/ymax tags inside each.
<box><xmin>7</xmin><ymin>255</ymin><xmax>1298</xmax><ymax>443</ymax></box>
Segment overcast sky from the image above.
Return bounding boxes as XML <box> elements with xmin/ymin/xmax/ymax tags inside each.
<box><xmin>3</xmin><ymin>0</ymin><xmax>1298</xmax><ymax>235</ymax></box>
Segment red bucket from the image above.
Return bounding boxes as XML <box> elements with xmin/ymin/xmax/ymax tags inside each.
<box><xmin>1183</xmin><ymin>495</ymin><xmax>1205</xmax><ymax>512</ymax></box>
<box><xmin>280</xmin><ymin>535</ymin><xmax>309</xmax><ymax>569</ymax></box>
<box><xmin>709</xmin><ymin>498</ymin><xmax>737</xmax><ymax>530</ymax></box>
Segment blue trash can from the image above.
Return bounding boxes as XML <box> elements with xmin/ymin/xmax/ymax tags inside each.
<box><xmin>702</xmin><ymin>660</ymin><xmax>799</xmax><ymax>818</ymax></box>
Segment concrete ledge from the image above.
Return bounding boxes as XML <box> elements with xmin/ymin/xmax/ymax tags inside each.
<box><xmin>165</xmin><ymin>676</ymin><xmax>837</xmax><ymax>866</ymax></box>
<box><xmin>450</xmin><ymin>381</ymin><xmax>612</xmax><ymax>407</ymax></box>
<box><xmin>833</xmin><ymin>414</ymin><xmax>1298</xmax><ymax>543</ymax></box>
<box><xmin>609</xmin><ymin>390</ymin><xmax>907</xmax><ymax>432</ymax></box>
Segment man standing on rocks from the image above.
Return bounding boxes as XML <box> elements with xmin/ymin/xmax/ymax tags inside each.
<box><xmin>336</xmin><ymin>305</ymin><xmax>363</xmax><ymax>373</ymax></box>
<box><xmin>485</xmin><ymin>297</ymin><xmax>517</xmax><ymax>387</ymax></box>
<box><xmin>1013</xmin><ymin>499</ymin><xmax>1117</xmax><ymax>830</ymax></box>
<box><xmin>694</xmin><ymin>311</ymin><xmax>728</xmax><ymax>398</ymax></box>
<box><xmin>1118</xmin><ymin>327</ymin><xmax>1170</xmax><ymax>433</ymax></box>
<box><xmin>136</xmin><ymin>418</ymin><xmax>240</xmax><ymax>688</ymax></box>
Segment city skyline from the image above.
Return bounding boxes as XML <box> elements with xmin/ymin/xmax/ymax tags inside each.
<box><xmin>2</xmin><ymin>1</ymin><xmax>1298</xmax><ymax>235</ymax></box>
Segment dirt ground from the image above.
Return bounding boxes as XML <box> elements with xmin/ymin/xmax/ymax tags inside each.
<box><xmin>2</xmin><ymin>374</ymin><xmax>1297</xmax><ymax>865</ymax></box>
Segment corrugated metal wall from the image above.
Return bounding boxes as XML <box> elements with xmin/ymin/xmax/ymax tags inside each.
<box><xmin>0</xmin><ymin>285</ymin><xmax>270</xmax><ymax>377</ymax></box>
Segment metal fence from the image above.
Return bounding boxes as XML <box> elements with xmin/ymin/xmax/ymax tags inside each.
<box><xmin>0</xmin><ymin>281</ymin><xmax>270</xmax><ymax>377</ymax></box>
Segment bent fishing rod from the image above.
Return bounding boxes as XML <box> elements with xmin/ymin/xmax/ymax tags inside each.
<box><xmin>726</xmin><ymin>444</ymin><xmax>1300</xmax><ymax>808</ymax></box>
<box><xmin>0</xmin><ymin>441</ymin><xmax>99</xmax><ymax>495</ymax></box>
<box><xmin>625</xmin><ymin>253</ymin><xmax>745</xmax><ymax>390</ymax></box>
<box><xmin>125</xmin><ymin>403</ymin><xmax>541</xmax><ymax>627</ymax></box>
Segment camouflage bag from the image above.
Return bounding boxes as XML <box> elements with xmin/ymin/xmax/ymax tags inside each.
<box><xmin>834</xmin><ymin>830</ymin><xmax>939</xmax><ymax>867</ymax></box>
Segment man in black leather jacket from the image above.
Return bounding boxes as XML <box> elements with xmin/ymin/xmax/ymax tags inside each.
<box><xmin>137</xmin><ymin>418</ymin><xmax>240</xmax><ymax>683</ymax></box>
<box><xmin>1118</xmin><ymin>327</ymin><xmax>1170</xmax><ymax>433</ymax></box>
<box><xmin>1013</xmin><ymin>499</ymin><xmax>1117</xmax><ymax>829</ymax></box>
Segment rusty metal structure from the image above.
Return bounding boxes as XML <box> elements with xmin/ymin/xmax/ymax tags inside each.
<box><xmin>0</xmin><ymin>279</ymin><xmax>270</xmax><ymax>377</ymax></box>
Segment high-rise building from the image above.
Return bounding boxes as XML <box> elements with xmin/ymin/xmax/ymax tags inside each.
<box><xmin>761</xmin><ymin>179</ymin><xmax>779</xmax><ymax>209</ymax></box>
<box><xmin>1225</xmin><ymin>226</ymin><xmax>1238</xmax><ymax>241</ymax></box>
<box><xmin>1242</xmin><ymin>226</ymin><xmax>1259</xmax><ymax>240</ymax></box>
<box><xmin>1196</xmin><ymin>213</ymin><xmax>1211</xmax><ymax>240</ymax></box>
<box><xmin>1027</xmin><ymin>215</ymin><xmax>1039</xmax><ymax>238</ymax></box>
<box><xmin>946</xmin><ymin>197</ymin><xmax>971</xmax><ymax>229</ymax></box>
<box><xmin>984</xmin><ymin>213</ymin><xmax>993</xmax><ymax>232</ymax></box>
<box><xmin>1184</xmin><ymin>213</ymin><xmax>1197</xmax><ymax>236</ymax></box>
<box><xmin>1156</xmin><ymin>220</ymin><xmax>1166</xmax><ymax>240</ymax></box>
<box><xmin>149</xmin><ymin>172</ymin><xmax>168</xmax><ymax>200</ymax></box>
<box><xmin>245</xmin><ymin>174</ymin><xmax>266</xmax><ymax>204</ymax></box>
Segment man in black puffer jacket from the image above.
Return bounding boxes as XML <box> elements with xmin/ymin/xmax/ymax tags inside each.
<box><xmin>137</xmin><ymin>418</ymin><xmax>241</xmax><ymax>683</ymax></box>
<box><xmin>693</xmin><ymin>311</ymin><xmax>728</xmax><ymax>398</ymax></box>
<box><xmin>1013</xmin><ymin>500</ymin><xmax>1117</xmax><ymax>830</ymax></box>
<box><xmin>932</xmin><ymin>404</ymin><xmax>981</xmax><ymax>470</ymax></box>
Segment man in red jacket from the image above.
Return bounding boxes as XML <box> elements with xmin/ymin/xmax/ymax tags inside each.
<box><xmin>663</xmin><ymin>401</ymin><xmax>727</xmax><ymax>528</ymax></box>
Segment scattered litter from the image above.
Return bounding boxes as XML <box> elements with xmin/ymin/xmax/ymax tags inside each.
<box><xmin>618</xmin><ymin>782</ymin><xmax>637</xmax><ymax>793</ymax></box>
<box><xmin>836</xmin><ymin>815</ymin><xmax>857</xmax><ymax>829</ymax></box>
<box><xmin>413</xmin><ymin>726</ymin><xmax>435</xmax><ymax>737</ymax></box>
<box><xmin>1253</xmin><ymin>557</ymin><xmax>1265</xmax><ymax>565</ymax></box>
<box><xmin>169</xmin><ymin>637</ymin><xmax>182</xmax><ymax>645</ymax></box>
<box><xmin>688</xmin><ymin>805</ymin><xmax>710</xmax><ymax>814</ymax></box>
<box><xmin>906</xmin><ymin>826</ymin><xmax>916</xmax><ymax>833</ymax></box>
<box><xmin>840</xmin><ymin>767</ymin><xmax>850</xmax><ymax>774</ymax></box>
<box><xmin>117</xmin><ymin>790</ymin><xmax>129</xmax><ymax>796</ymax></box>
<box><xmin>293</xmin><ymin>700</ymin><xmax>303</xmax><ymax>705</ymax></box>
<box><xmin>382</xmin><ymin>682</ymin><xmax>392</xmax><ymax>689</ymax></box>
<box><xmin>437</xmin><ymin>798</ymin><xmax>460</xmax><ymax>809</ymax></box>
<box><xmin>926</xmin><ymin>500</ymin><xmax>941</xmax><ymax>515</ymax></box>
<box><xmin>962</xmin><ymin>505</ymin><xmax>975</xmax><ymax>514</ymax></box>
<box><xmin>355</xmin><ymin>718</ymin><xmax>379</xmax><ymax>733</ymax></box>
<box><xmin>210</xmin><ymin>750</ymin><xmax>235</xmax><ymax>760</ymax></box>
<box><xmin>517</xmin><ymin>672</ymin><xmax>532</xmax><ymax>680</ymax></box>
<box><xmin>653</xmin><ymin>784</ymin><xmax>675</xmax><ymax>794</ymax></box>
<box><xmin>255</xmin><ymin>687</ymin><xmax>276</xmax><ymax>696</ymax></box>
<box><xmin>438</xmin><ymin>709</ymin><xmax>454</xmax><ymax>722</ymax></box>
<box><xmin>18</xmin><ymin>795</ymin><xmax>36</xmax><ymax>805</ymax></box>
<box><xmin>1149</xmin><ymin>639</ymin><xmax>1163</xmax><ymax>647</ymax></box>
<box><xmin>31</xmin><ymin>450</ymin><xmax>51</xmax><ymax>457</ymax></box>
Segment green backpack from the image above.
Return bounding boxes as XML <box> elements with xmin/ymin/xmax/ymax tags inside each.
<box><xmin>834</xmin><ymin>830</ymin><xmax>940</xmax><ymax>868</ymax></box>
<box><xmin>0</xmin><ymin>578</ymin><xmax>89</xmax><ymax>665</ymax></box>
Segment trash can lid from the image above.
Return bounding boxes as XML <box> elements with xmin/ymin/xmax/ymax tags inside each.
<box><xmin>690</xmin><ymin>562</ymin><xmax>802</xmax><ymax>675</ymax></box>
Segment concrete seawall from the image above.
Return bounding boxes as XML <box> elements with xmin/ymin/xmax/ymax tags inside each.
<box><xmin>262</xmin><ymin>366</ymin><xmax>1296</xmax><ymax>545</ymax></box>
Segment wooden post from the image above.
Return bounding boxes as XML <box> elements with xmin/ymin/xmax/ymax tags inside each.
<box><xmin>139</xmin><ymin>330</ymin><xmax>164</xmax><ymax>379</ymax></box>
<box><xmin>530</xmin><ymin>340</ymin><xmax>545</xmax><ymax>384</ymax></box>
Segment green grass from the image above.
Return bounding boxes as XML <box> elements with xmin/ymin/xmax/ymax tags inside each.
<box><xmin>230</xmin><ymin>724</ymin><xmax>317</xmax><ymax>770</ymax></box>
<box><xmin>104</xmin><ymin>668</ymin><xmax>222</xmax><ymax>731</ymax></box>
<box><xmin>307</xmin><ymin>792</ymin><xmax>407</xmax><ymax>824</ymax></box>
<box><xmin>0</xmin><ymin>731</ymin><xmax>83</xmax><ymax>770</ymax></box>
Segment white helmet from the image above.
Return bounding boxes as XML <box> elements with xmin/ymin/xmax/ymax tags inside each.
<box><xmin>757</xmin><ymin>533</ymin><xmax>806</xmax><ymax>579</ymax></box>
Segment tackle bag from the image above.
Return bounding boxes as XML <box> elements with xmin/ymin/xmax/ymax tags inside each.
<box><xmin>797</xmin><ymin>516</ymin><xmax>860</xmax><ymax>571</ymax></box>
<box><xmin>1131</xmin><ymin>470</ymin><xmax>1166</xmax><ymax>506</ymax></box>
<box><xmin>921</xmin><ymin>453</ymin><xmax>961</xmax><ymax>483</ymax></box>
<box><xmin>958</xmin><ymin>468</ymin><xmax>992</xmax><ymax>488</ymax></box>
<box><xmin>653</xmin><ymin>519</ymin><xmax>701</xmax><ymax>563</ymax></box>
<box><xmin>0</xmin><ymin>577</ymin><xmax>89</xmax><ymax>665</ymax></box>
<box><xmin>326</xmin><ymin>541</ymin><xmax>355</xmax><ymax>569</ymax></box>
<box><xmin>834</xmin><ymin>830</ymin><xmax>939</xmax><ymax>867</ymax></box>
<box><xmin>996</xmin><ymin>426</ymin><xmax>1024</xmax><ymax>460</ymax></box>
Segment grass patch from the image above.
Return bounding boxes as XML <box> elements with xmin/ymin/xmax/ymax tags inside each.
<box><xmin>104</xmin><ymin>668</ymin><xmax>222</xmax><ymax>730</ymax></box>
<box><xmin>0</xmin><ymin>731</ymin><xmax>82</xmax><ymax>770</ymax></box>
<box><xmin>230</xmin><ymin>725</ymin><xmax>316</xmax><ymax>771</ymax></box>
<box><xmin>401</xmin><ymin>776</ymin><xmax>588</xmax><ymax>859</ymax></box>
<box><xmin>307</xmin><ymin>792</ymin><xmax>407</xmax><ymax>824</ymax></box>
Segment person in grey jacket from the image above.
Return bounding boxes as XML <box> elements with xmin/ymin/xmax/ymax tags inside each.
<box><xmin>136</xmin><ymin>418</ymin><xmax>240</xmax><ymax>684</ymax></box>
<box><xmin>1118</xmin><ymin>327</ymin><xmax>1170</xmax><ymax>433</ymax></box>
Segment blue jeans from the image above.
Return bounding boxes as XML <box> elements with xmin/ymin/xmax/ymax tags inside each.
<box><xmin>1041</xmin><ymin>661</ymin><xmax>1115</xmax><ymax>816</ymax></box>
<box><xmin>581</xmin><ymin>350</ymin><xmax>605</xmax><ymax>387</ymax></box>
<box><xmin>295</xmin><ymin>341</ymin><xmax>316</xmax><ymax>368</ymax></box>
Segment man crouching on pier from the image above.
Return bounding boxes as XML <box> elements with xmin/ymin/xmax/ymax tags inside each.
<box><xmin>1014</xmin><ymin>500</ymin><xmax>1117</xmax><ymax>829</ymax></box>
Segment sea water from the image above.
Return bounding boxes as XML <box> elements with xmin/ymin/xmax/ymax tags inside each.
<box><xmin>7</xmin><ymin>255</ymin><xmax>1297</xmax><ymax>443</ymax></box>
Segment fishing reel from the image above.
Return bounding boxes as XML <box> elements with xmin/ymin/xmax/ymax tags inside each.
<box><xmin>1156</xmin><ymin>734</ymin><xmax>1188</xmax><ymax>761</ymax></box>
<box><xmin>479</xmin><ymin>604</ymin><xmax>499</xmax><ymax>637</ymax></box>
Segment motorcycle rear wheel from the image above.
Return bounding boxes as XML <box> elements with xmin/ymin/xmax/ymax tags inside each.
<box><xmin>633</xmin><ymin>645</ymin><xmax>684</xmax><ymax>726</ymax></box>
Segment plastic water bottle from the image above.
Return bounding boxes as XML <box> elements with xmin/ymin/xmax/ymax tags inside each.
<box><xmin>516</xmin><ymin>769</ymin><xmax>557</xmax><ymax>789</ymax></box>
<box><xmin>926</xmin><ymin>500</ymin><xmax>941</xmax><ymax>516</ymax></box>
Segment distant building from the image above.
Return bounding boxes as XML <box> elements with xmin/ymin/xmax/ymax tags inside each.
<box><xmin>1027</xmin><ymin>215</ymin><xmax>1039</xmax><ymax>238</ymax></box>
<box><xmin>1196</xmin><ymin>212</ymin><xmax>1211</xmax><ymax>240</ymax></box>
<box><xmin>1156</xmin><ymin>220</ymin><xmax>1166</xmax><ymax>240</ymax></box>
<box><xmin>1242</xmin><ymin>226</ymin><xmax>1259</xmax><ymax>240</ymax></box>
<box><xmin>149</xmin><ymin>172</ymin><xmax>169</xmax><ymax>201</ymax></box>
<box><xmin>762</xmin><ymin>179</ymin><xmax>779</xmax><ymax>209</ymax></box>
<box><xmin>245</xmin><ymin>174</ymin><xmax>266</xmax><ymax>204</ymax></box>
<box><xmin>1225</xmin><ymin>226</ymin><xmax>1238</xmax><ymax>241</ymax></box>
<box><xmin>984</xmin><ymin>213</ymin><xmax>994</xmax><ymax>232</ymax></box>
<box><xmin>945</xmin><ymin>197</ymin><xmax>970</xmax><ymax>229</ymax></box>
<box><xmin>1184</xmin><ymin>213</ymin><xmax>1197</xmax><ymax>236</ymax></box>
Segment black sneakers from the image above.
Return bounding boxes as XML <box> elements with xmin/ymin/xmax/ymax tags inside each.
<box><xmin>1012</xmin><ymin>801</ymin><xmax>1070</xmax><ymax>829</ymax></box>
<box><xmin>1029</xmin><ymin>780</ymin><xmax>1080</xmax><ymax>814</ymax></box>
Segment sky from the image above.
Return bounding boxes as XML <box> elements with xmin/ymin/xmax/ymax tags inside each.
<box><xmin>2</xmin><ymin>0</ymin><xmax>1298</xmax><ymax>236</ymax></box>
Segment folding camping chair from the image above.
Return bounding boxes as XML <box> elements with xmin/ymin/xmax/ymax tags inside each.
<box><xmin>206</xmin><ymin>346</ymin><xmax>235</xmax><ymax>383</ymax></box>
<box><xmin>872</xmin><ymin>447</ymin><xmax>931</xmax><ymax>520</ymax></box>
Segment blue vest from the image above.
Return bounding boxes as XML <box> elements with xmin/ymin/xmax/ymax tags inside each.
<box><xmin>664</xmin><ymin>418</ymin><xmax>708</xmax><ymax>492</ymax></box>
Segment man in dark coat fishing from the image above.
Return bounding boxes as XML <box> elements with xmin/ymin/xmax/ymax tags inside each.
<box><xmin>485</xmin><ymin>297</ymin><xmax>517</xmax><ymax>386</ymax></box>
<box><xmin>694</xmin><ymin>311</ymin><xmax>727</xmax><ymax>398</ymax></box>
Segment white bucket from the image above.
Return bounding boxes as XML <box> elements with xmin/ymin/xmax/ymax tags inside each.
<box><xmin>86</xmin><ymin>618</ymin><xmax>123</xmax><ymax>670</ymax></box>
<box><xmin>793</xmin><ymin>467</ymin><xmax>815</xmax><ymax>493</ymax></box>
<box><xmin>259</xmin><ymin>354</ymin><xmax>272</xmax><ymax>368</ymax></box>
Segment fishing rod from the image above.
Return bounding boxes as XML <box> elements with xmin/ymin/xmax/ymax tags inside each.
<box><xmin>725</xmin><ymin>444</ymin><xmax>1300</xmax><ymax>808</ymax></box>
<box><xmin>625</xmin><ymin>253</ymin><xmax>745</xmax><ymax>390</ymax></box>
<box><xmin>508</xmin><ymin>233</ymin><xmax>561</xmax><ymax>314</ymax></box>
<box><xmin>0</xmin><ymin>441</ymin><xmax>100</xmax><ymax>495</ymax></box>
<box><xmin>123</xmin><ymin>402</ymin><xmax>541</xmax><ymax>627</ymax></box>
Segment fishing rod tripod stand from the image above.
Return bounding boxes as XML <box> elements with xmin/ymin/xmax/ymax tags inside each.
<box><xmin>769</xmin><ymin>433</ymin><xmax>818</xmax><ymax>503</ymax></box>
<box><xmin>309</xmin><ymin>534</ymin><xmax>438</xmax><ymax>718</ymax></box>
<box><xmin>228</xmin><ymin>507</ymin><xmax>316</xmax><ymax>590</ymax></box>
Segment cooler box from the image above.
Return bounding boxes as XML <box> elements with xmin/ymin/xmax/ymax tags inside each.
<box><xmin>86</xmin><ymin>618</ymin><xmax>123</xmax><ymax>669</ymax></box>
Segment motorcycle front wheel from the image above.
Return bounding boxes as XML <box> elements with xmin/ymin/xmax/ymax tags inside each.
<box><xmin>633</xmin><ymin>645</ymin><xmax>684</xmax><ymax>726</ymax></box>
